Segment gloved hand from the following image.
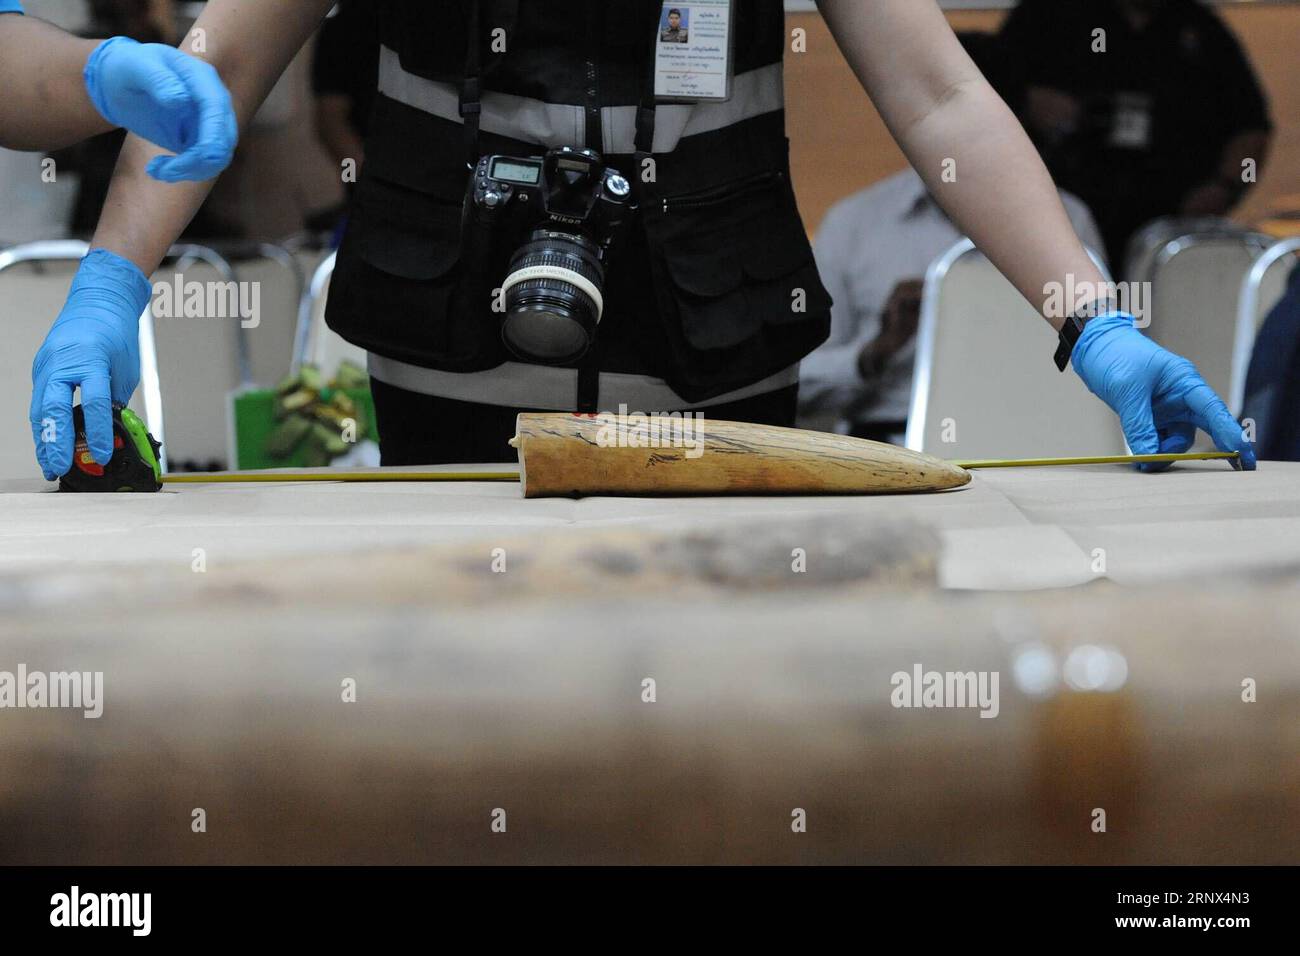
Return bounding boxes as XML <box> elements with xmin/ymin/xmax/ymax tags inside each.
<box><xmin>1071</xmin><ymin>312</ymin><xmax>1257</xmax><ymax>472</ymax></box>
<box><xmin>83</xmin><ymin>36</ymin><xmax>237</xmax><ymax>183</ymax></box>
<box><xmin>30</xmin><ymin>250</ymin><xmax>153</xmax><ymax>481</ymax></box>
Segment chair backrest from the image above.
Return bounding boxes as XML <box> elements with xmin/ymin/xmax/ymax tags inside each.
<box><xmin>906</xmin><ymin>239</ymin><xmax>1126</xmax><ymax>460</ymax></box>
<box><xmin>1124</xmin><ymin>216</ymin><xmax>1233</xmax><ymax>284</ymax></box>
<box><xmin>0</xmin><ymin>241</ymin><xmax>163</xmax><ymax>479</ymax></box>
<box><xmin>1231</xmin><ymin>236</ymin><xmax>1300</xmax><ymax>412</ymax></box>
<box><xmin>148</xmin><ymin>245</ymin><xmax>248</xmax><ymax>467</ymax></box>
<box><xmin>293</xmin><ymin>251</ymin><xmax>368</xmax><ymax>378</ymax></box>
<box><xmin>1144</xmin><ymin>229</ymin><xmax>1272</xmax><ymax>411</ymax></box>
<box><xmin>197</xmin><ymin>241</ymin><xmax>307</xmax><ymax>390</ymax></box>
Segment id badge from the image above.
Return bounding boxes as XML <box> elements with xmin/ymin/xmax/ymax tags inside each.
<box><xmin>1109</xmin><ymin>92</ymin><xmax>1153</xmax><ymax>150</ymax></box>
<box><xmin>653</xmin><ymin>0</ymin><xmax>735</xmax><ymax>103</ymax></box>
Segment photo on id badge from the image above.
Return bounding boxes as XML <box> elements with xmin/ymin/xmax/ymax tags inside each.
<box><xmin>660</xmin><ymin>7</ymin><xmax>690</xmax><ymax>44</ymax></box>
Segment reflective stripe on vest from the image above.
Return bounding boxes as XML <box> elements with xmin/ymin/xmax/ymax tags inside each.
<box><xmin>368</xmin><ymin>352</ymin><xmax>799</xmax><ymax>411</ymax></box>
<box><xmin>377</xmin><ymin>45</ymin><xmax>784</xmax><ymax>156</ymax></box>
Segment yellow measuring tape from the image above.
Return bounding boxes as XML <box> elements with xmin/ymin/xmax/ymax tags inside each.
<box><xmin>952</xmin><ymin>451</ymin><xmax>1242</xmax><ymax>470</ymax></box>
<box><xmin>161</xmin><ymin>471</ymin><xmax>520</xmax><ymax>484</ymax></box>
<box><xmin>160</xmin><ymin>451</ymin><xmax>1241</xmax><ymax>485</ymax></box>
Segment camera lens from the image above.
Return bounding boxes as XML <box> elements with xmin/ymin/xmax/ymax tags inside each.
<box><xmin>500</xmin><ymin>230</ymin><xmax>605</xmax><ymax>364</ymax></box>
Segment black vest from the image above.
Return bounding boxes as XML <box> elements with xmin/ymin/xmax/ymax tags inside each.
<box><xmin>325</xmin><ymin>0</ymin><xmax>832</xmax><ymax>404</ymax></box>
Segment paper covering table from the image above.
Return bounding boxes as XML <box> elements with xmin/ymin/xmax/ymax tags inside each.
<box><xmin>1</xmin><ymin>460</ymin><xmax>1296</xmax><ymax>590</ymax></box>
<box><xmin>0</xmin><ymin>462</ymin><xmax>1296</xmax><ymax>864</ymax></box>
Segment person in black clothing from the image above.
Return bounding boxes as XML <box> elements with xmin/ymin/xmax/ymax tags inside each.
<box><xmin>661</xmin><ymin>9</ymin><xmax>688</xmax><ymax>44</ymax></box>
<box><xmin>29</xmin><ymin>0</ymin><xmax>1259</xmax><ymax>476</ymax></box>
<box><xmin>308</xmin><ymin>0</ymin><xmax>381</xmax><ymax>235</ymax></box>
<box><xmin>311</xmin><ymin>0</ymin><xmax>379</xmax><ymax>180</ymax></box>
<box><xmin>998</xmin><ymin>0</ymin><xmax>1272</xmax><ymax>271</ymax></box>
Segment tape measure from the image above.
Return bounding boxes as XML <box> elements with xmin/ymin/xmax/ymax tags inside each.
<box><xmin>59</xmin><ymin>404</ymin><xmax>163</xmax><ymax>493</ymax></box>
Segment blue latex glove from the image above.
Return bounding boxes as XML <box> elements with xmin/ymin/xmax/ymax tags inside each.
<box><xmin>30</xmin><ymin>250</ymin><xmax>152</xmax><ymax>481</ymax></box>
<box><xmin>1072</xmin><ymin>312</ymin><xmax>1257</xmax><ymax>472</ymax></box>
<box><xmin>84</xmin><ymin>36</ymin><xmax>237</xmax><ymax>183</ymax></box>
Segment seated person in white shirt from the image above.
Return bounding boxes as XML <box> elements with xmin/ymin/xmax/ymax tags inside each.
<box><xmin>798</xmin><ymin>32</ymin><xmax>1105</xmax><ymax>443</ymax></box>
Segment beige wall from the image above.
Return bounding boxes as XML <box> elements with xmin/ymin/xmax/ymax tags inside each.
<box><xmin>786</xmin><ymin>7</ymin><xmax>1300</xmax><ymax>235</ymax></box>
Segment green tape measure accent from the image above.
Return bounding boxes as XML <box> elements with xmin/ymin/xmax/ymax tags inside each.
<box><xmin>118</xmin><ymin>407</ymin><xmax>161</xmax><ymax>484</ymax></box>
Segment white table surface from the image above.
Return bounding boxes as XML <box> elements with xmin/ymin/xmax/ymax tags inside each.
<box><xmin>0</xmin><ymin>459</ymin><xmax>1292</xmax><ymax>591</ymax></box>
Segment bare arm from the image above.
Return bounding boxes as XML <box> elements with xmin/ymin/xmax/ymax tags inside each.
<box><xmin>818</xmin><ymin>0</ymin><xmax>1105</xmax><ymax>330</ymax></box>
<box><xmin>0</xmin><ymin>14</ymin><xmax>109</xmax><ymax>150</ymax></box>
<box><xmin>92</xmin><ymin>0</ymin><xmax>337</xmax><ymax>273</ymax></box>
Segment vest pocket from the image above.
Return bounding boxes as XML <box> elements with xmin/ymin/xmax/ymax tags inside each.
<box><xmin>645</xmin><ymin>170</ymin><xmax>833</xmax><ymax>395</ymax></box>
<box><xmin>331</xmin><ymin>172</ymin><xmax>507</xmax><ymax>370</ymax></box>
<box><xmin>355</xmin><ymin>175</ymin><xmax>462</xmax><ymax>281</ymax></box>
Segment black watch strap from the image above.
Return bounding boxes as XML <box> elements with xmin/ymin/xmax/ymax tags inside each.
<box><xmin>1054</xmin><ymin>314</ymin><xmax>1087</xmax><ymax>372</ymax></box>
<box><xmin>1053</xmin><ymin>297</ymin><xmax>1120</xmax><ymax>372</ymax></box>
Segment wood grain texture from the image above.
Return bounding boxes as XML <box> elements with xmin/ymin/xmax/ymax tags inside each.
<box><xmin>514</xmin><ymin>413</ymin><xmax>972</xmax><ymax>497</ymax></box>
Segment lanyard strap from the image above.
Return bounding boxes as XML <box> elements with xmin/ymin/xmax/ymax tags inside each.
<box><xmin>461</xmin><ymin>1</ymin><xmax>661</xmax><ymax>167</ymax></box>
<box><xmin>632</xmin><ymin>0</ymin><xmax>660</xmax><ymax>188</ymax></box>
<box><xmin>583</xmin><ymin>0</ymin><xmax>605</xmax><ymax>151</ymax></box>
<box><xmin>459</xmin><ymin>0</ymin><xmax>484</xmax><ymax>169</ymax></box>
<box><xmin>576</xmin><ymin>0</ymin><xmax>606</xmax><ymax>413</ymax></box>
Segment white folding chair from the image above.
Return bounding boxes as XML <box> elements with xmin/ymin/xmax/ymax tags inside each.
<box><xmin>1123</xmin><ymin>216</ymin><xmax>1232</xmax><ymax>284</ymax></box>
<box><xmin>149</xmin><ymin>244</ymin><xmax>249</xmax><ymax>467</ymax></box>
<box><xmin>202</xmin><ymin>240</ymin><xmax>306</xmax><ymax>388</ymax></box>
<box><xmin>1144</xmin><ymin>228</ymin><xmax>1272</xmax><ymax>416</ymax></box>
<box><xmin>906</xmin><ymin>238</ymin><xmax>1125</xmax><ymax>460</ymax></box>
<box><xmin>1231</xmin><ymin>236</ymin><xmax>1300</xmax><ymax>413</ymax></box>
<box><xmin>291</xmin><ymin>251</ymin><xmax>368</xmax><ymax>377</ymax></box>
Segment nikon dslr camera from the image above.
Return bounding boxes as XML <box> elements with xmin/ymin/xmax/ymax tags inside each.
<box><xmin>462</xmin><ymin>146</ymin><xmax>633</xmax><ymax>364</ymax></box>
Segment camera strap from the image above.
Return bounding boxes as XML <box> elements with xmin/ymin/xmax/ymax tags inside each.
<box><xmin>576</xmin><ymin>0</ymin><xmax>608</xmax><ymax>414</ymax></box>
<box><xmin>456</xmin><ymin>1</ymin><xmax>662</xmax><ymax>413</ymax></box>
<box><xmin>633</xmin><ymin>0</ymin><xmax>661</xmax><ymax>193</ymax></box>
<box><xmin>583</xmin><ymin>0</ymin><xmax>605</xmax><ymax>152</ymax></box>
<box><xmin>582</xmin><ymin>1</ymin><xmax>662</xmax><ymax>413</ymax></box>
<box><xmin>459</xmin><ymin>0</ymin><xmax>484</xmax><ymax>169</ymax></box>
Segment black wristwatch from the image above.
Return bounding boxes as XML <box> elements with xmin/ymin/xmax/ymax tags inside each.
<box><xmin>1053</xmin><ymin>298</ymin><xmax>1118</xmax><ymax>372</ymax></box>
<box><xmin>1053</xmin><ymin>313</ymin><xmax>1088</xmax><ymax>372</ymax></box>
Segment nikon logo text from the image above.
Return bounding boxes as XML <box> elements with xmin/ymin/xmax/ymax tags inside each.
<box><xmin>890</xmin><ymin>664</ymin><xmax>1000</xmax><ymax>718</ymax></box>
